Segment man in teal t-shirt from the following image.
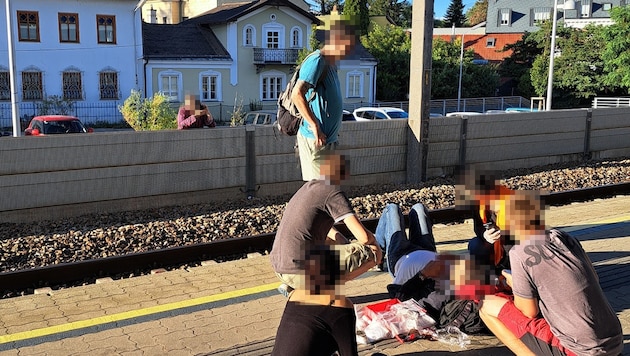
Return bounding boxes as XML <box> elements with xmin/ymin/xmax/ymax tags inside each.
<box><xmin>290</xmin><ymin>18</ymin><xmax>358</xmax><ymax>181</ymax></box>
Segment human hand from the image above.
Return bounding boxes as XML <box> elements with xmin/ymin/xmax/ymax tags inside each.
<box><xmin>313</xmin><ymin>126</ymin><xmax>327</xmax><ymax>147</ymax></box>
<box><xmin>370</xmin><ymin>244</ymin><xmax>383</xmax><ymax>265</ymax></box>
<box><xmin>483</xmin><ymin>228</ymin><xmax>501</xmax><ymax>244</ymax></box>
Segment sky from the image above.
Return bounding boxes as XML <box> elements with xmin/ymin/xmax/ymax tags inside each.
<box><xmin>434</xmin><ymin>0</ymin><xmax>479</xmax><ymax>20</ymax></box>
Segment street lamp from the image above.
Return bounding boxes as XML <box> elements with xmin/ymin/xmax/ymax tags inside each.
<box><xmin>457</xmin><ymin>22</ymin><xmax>485</xmax><ymax>112</ymax></box>
<box><xmin>545</xmin><ymin>0</ymin><xmax>560</xmax><ymax>111</ymax></box>
<box><xmin>545</xmin><ymin>0</ymin><xmax>574</xmax><ymax>110</ymax></box>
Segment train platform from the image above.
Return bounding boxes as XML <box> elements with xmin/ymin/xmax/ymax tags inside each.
<box><xmin>0</xmin><ymin>195</ymin><xmax>629</xmax><ymax>356</ymax></box>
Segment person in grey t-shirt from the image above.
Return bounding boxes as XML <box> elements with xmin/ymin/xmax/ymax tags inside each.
<box><xmin>479</xmin><ymin>190</ymin><xmax>622</xmax><ymax>356</ymax></box>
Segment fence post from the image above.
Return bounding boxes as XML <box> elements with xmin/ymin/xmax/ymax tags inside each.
<box><xmin>244</xmin><ymin>124</ymin><xmax>257</xmax><ymax>198</ymax></box>
<box><xmin>458</xmin><ymin>116</ymin><xmax>468</xmax><ymax>169</ymax></box>
<box><xmin>583</xmin><ymin>108</ymin><xmax>592</xmax><ymax>160</ymax></box>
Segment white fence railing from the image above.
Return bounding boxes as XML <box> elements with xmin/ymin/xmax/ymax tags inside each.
<box><xmin>592</xmin><ymin>97</ymin><xmax>630</xmax><ymax>108</ymax></box>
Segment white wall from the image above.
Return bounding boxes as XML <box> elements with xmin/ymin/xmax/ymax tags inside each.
<box><xmin>0</xmin><ymin>0</ymin><xmax>140</xmax><ymax>104</ymax></box>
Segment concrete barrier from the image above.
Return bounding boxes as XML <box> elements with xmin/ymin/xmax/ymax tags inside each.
<box><xmin>1</xmin><ymin>107</ymin><xmax>629</xmax><ymax>222</ymax></box>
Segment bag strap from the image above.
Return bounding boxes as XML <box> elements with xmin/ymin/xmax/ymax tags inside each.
<box><xmin>448</xmin><ymin>300</ymin><xmax>474</xmax><ymax>329</ymax></box>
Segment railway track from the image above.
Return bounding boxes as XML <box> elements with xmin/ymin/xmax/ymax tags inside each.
<box><xmin>1</xmin><ymin>182</ymin><xmax>629</xmax><ymax>297</ymax></box>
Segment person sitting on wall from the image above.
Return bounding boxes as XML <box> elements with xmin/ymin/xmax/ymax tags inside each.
<box><xmin>177</xmin><ymin>93</ymin><xmax>215</xmax><ymax>129</ymax></box>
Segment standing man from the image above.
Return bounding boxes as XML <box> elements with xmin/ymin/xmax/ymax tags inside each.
<box><xmin>479</xmin><ymin>191</ymin><xmax>623</xmax><ymax>356</ymax></box>
<box><xmin>291</xmin><ymin>16</ymin><xmax>359</xmax><ymax>180</ymax></box>
<box><xmin>269</xmin><ymin>152</ymin><xmax>382</xmax><ymax>296</ymax></box>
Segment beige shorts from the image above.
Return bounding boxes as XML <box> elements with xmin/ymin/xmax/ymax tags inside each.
<box><xmin>276</xmin><ymin>241</ymin><xmax>377</xmax><ymax>289</ymax></box>
<box><xmin>297</xmin><ymin>134</ymin><xmax>339</xmax><ymax>181</ymax></box>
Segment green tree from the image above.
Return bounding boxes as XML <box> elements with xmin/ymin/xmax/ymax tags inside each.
<box><xmin>431</xmin><ymin>38</ymin><xmax>498</xmax><ymax>99</ymax></box>
<box><xmin>554</xmin><ymin>25</ymin><xmax>607</xmax><ymax>102</ymax></box>
<box><xmin>498</xmin><ymin>31</ymin><xmax>545</xmax><ymax>98</ymax></box>
<box><xmin>344</xmin><ymin>0</ymin><xmax>369</xmax><ymax>36</ymax></box>
<box><xmin>368</xmin><ymin>0</ymin><xmax>412</xmax><ymax>27</ymax></box>
<box><xmin>445</xmin><ymin>0</ymin><xmax>466</xmax><ymax>27</ymax></box>
<box><xmin>466</xmin><ymin>0</ymin><xmax>487</xmax><ymax>26</ymax></box>
<box><xmin>119</xmin><ymin>90</ymin><xmax>177</xmax><ymax>131</ymax></box>
<box><xmin>361</xmin><ymin>24</ymin><xmax>411</xmax><ymax>101</ymax></box>
<box><xmin>602</xmin><ymin>6</ymin><xmax>630</xmax><ymax>92</ymax></box>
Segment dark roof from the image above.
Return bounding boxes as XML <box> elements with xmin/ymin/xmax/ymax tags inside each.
<box><xmin>314</xmin><ymin>30</ymin><xmax>376</xmax><ymax>62</ymax></box>
<box><xmin>142</xmin><ymin>23</ymin><xmax>231</xmax><ymax>60</ymax></box>
<box><xmin>183</xmin><ymin>0</ymin><xmax>321</xmax><ymax>25</ymax></box>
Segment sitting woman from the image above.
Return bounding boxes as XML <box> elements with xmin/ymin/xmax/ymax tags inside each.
<box><xmin>271</xmin><ymin>245</ymin><xmax>358</xmax><ymax>356</ymax></box>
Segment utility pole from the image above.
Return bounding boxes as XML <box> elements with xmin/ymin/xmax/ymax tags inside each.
<box><xmin>406</xmin><ymin>0</ymin><xmax>433</xmax><ymax>182</ymax></box>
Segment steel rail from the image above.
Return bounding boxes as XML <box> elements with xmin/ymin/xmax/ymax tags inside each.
<box><xmin>1</xmin><ymin>182</ymin><xmax>629</xmax><ymax>295</ymax></box>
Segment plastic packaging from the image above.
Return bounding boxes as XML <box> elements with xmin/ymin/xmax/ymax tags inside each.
<box><xmin>436</xmin><ymin>325</ymin><xmax>471</xmax><ymax>348</ymax></box>
<box><xmin>355</xmin><ymin>299</ymin><xmax>436</xmax><ymax>344</ymax></box>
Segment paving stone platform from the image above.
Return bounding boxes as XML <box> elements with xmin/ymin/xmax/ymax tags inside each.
<box><xmin>0</xmin><ymin>195</ymin><xmax>629</xmax><ymax>356</ymax></box>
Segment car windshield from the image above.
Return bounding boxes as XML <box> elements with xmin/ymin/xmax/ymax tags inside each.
<box><xmin>387</xmin><ymin>111</ymin><xmax>408</xmax><ymax>119</ymax></box>
<box><xmin>43</xmin><ymin>120</ymin><xmax>86</xmax><ymax>134</ymax></box>
<box><xmin>244</xmin><ymin>114</ymin><xmax>256</xmax><ymax>125</ymax></box>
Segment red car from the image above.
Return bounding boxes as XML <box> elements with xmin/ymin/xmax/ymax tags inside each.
<box><xmin>24</xmin><ymin>115</ymin><xmax>93</xmax><ymax>136</ymax></box>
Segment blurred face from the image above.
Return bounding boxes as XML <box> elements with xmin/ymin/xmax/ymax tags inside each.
<box><xmin>185</xmin><ymin>94</ymin><xmax>203</xmax><ymax>114</ymax></box>
<box><xmin>319</xmin><ymin>153</ymin><xmax>349</xmax><ymax>184</ymax></box>
<box><xmin>325</xmin><ymin>25</ymin><xmax>357</xmax><ymax>61</ymax></box>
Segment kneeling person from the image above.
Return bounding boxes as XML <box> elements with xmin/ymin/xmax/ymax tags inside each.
<box><xmin>269</xmin><ymin>152</ymin><xmax>382</xmax><ymax>295</ymax></box>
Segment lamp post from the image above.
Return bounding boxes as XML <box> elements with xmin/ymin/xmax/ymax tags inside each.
<box><xmin>5</xmin><ymin>0</ymin><xmax>20</xmax><ymax>136</ymax></box>
<box><xmin>545</xmin><ymin>0</ymin><xmax>560</xmax><ymax>111</ymax></box>
<box><xmin>457</xmin><ymin>22</ymin><xmax>485</xmax><ymax>112</ymax></box>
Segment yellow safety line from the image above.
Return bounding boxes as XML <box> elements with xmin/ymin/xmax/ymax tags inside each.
<box><xmin>0</xmin><ymin>282</ymin><xmax>279</xmax><ymax>344</ymax></box>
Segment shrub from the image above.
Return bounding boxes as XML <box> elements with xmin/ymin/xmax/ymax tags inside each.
<box><xmin>118</xmin><ymin>90</ymin><xmax>177</xmax><ymax>131</ymax></box>
<box><xmin>229</xmin><ymin>96</ymin><xmax>246</xmax><ymax>127</ymax></box>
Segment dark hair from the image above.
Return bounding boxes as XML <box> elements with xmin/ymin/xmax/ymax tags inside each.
<box><xmin>304</xmin><ymin>245</ymin><xmax>342</xmax><ymax>294</ymax></box>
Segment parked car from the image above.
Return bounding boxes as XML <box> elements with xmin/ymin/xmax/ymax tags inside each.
<box><xmin>505</xmin><ymin>107</ymin><xmax>539</xmax><ymax>113</ymax></box>
<box><xmin>353</xmin><ymin>107</ymin><xmax>409</xmax><ymax>121</ymax></box>
<box><xmin>445</xmin><ymin>111</ymin><xmax>484</xmax><ymax>117</ymax></box>
<box><xmin>342</xmin><ymin>110</ymin><xmax>355</xmax><ymax>121</ymax></box>
<box><xmin>24</xmin><ymin>115</ymin><xmax>93</xmax><ymax>136</ymax></box>
<box><xmin>244</xmin><ymin>110</ymin><xmax>277</xmax><ymax>126</ymax></box>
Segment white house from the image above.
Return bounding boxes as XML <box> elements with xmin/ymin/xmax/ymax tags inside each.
<box><xmin>0</xmin><ymin>0</ymin><xmax>143</xmax><ymax>127</ymax></box>
<box><xmin>141</xmin><ymin>0</ymin><xmax>378</xmax><ymax>122</ymax></box>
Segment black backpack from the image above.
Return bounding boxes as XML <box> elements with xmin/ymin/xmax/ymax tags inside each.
<box><xmin>439</xmin><ymin>299</ymin><xmax>487</xmax><ymax>334</ymax></box>
<box><xmin>276</xmin><ymin>52</ymin><xmax>328</xmax><ymax>136</ymax></box>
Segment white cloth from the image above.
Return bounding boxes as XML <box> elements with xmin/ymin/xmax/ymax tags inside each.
<box><xmin>392</xmin><ymin>250</ymin><xmax>437</xmax><ymax>285</ymax></box>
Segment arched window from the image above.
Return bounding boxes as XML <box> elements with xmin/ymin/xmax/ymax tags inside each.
<box><xmin>290</xmin><ymin>26</ymin><xmax>302</xmax><ymax>48</ymax></box>
<box><xmin>243</xmin><ymin>25</ymin><xmax>256</xmax><ymax>46</ymax></box>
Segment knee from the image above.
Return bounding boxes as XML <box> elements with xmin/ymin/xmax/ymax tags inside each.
<box><xmin>410</xmin><ymin>203</ymin><xmax>428</xmax><ymax>215</ymax></box>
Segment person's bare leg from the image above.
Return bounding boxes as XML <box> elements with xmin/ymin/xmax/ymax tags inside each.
<box><xmin>480</xmin><ymin>296</ymin><xmax>536</xmax><ymax>356</ymax></box>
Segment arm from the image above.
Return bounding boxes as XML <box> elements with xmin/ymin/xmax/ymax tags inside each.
<box><xmin>502</xmin><ymin>269</ymin><xmax>539</xmax><ymax>318</ymax></box>
<box><xmin>326</xmin><ymin>226</ymin><xmax>349</xmax><ymax>244</ymax></box>
<box><xmin>343</xmin><ymin>214</ymin><xmax>382</xmax><ymax>264</ymax></box>
<box><xmin>177</xmin><ymin>107</ymin><xmax>200</xmax><ymax>130</ymax></box>
<box><xmin>290</xmin><ymin>80</ymin><xmax>325</xmax><ymax>147</ymax></box>
<box><xmin>202</xmin><ymin>107</ymin><xmax>216</xmax><ymax>128</ymax></box>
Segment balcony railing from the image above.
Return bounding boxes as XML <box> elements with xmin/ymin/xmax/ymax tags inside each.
<box><xmin>253</xmin><ymin>48</ymin><xmax>300</xmax><ymax>64</ymax></box>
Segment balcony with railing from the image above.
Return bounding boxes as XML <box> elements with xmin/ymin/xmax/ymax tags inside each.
<box><xmin>253</xmin><ymin>48</ymin><xmax>300</xmax><ymax>65</ymax></box>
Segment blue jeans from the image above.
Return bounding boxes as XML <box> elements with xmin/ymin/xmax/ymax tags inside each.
<box><xmin>375</xmin><ymin>203</ymin><xmax>436</xmax><ymax>277</ymax></box>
